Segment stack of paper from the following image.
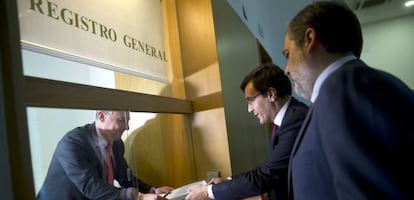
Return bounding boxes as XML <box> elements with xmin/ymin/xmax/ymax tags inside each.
<box><xmin>163</xmin><ymin>180</ymin><xmax>207</xmax><ymax>200</ymax></box>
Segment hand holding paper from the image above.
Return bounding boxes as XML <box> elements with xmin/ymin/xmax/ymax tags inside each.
<box><xmin>162</xmin><ymin>180</ymin><xmax>207</xmax><ymax>200</ymax></box>
<box><xmin>138</xmin><ymin>193</ymin><xmax>167</xmax><ymax>200</ymax></box>
<box><xmin>156</xmin><ymin>186</ymin><xmax>175</xmax><ymax>195</ymax></box>
<box><xmin>184</xmin><ymin>184</ymin><xmax>210</xmax><ymax>200</ymax></box>
<box><xmin>207</xmin><ymin>177</ymin><xmax>223</xmax><ymax>184</ymax></box>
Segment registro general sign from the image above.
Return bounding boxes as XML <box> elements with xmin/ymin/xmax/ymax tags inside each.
<box><xmin>18</xmin><ymin>0</ymin><xmax>169</xmax><ymax>82</ymax></box>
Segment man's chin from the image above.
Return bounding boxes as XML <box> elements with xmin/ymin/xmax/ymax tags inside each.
<box><xmin>258</xmin><ymin>120</ymin><xmax>265</xmax><ymax>125</ymax></box>
<box><xmin>294</xmin><ymin>87</ymin><xmax>309</xmax><ymax>100</ymax></box>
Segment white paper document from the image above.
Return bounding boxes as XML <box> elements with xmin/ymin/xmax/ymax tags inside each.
<box><xmin>162</xmin><ymin>180</ymin><xmax>207</xmax><ymax>200</ymax></box>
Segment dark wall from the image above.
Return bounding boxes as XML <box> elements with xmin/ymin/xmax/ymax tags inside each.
<box><xmin>211</xmin><ymin>0</ymin><xmax>270</xmax><ymax>175</ymax></box>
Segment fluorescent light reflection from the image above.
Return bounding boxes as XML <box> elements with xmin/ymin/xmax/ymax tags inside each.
<box><xmin>405</xmin><ymin>0</ymin><xmax>414</xmax><ymax>7</ymax></box>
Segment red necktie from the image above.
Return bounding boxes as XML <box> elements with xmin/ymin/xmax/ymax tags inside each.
<box><xmin>105</xmin><ymin>143</ymin><xmax>114</xmax><ymax>184</ymax></box>
<box><xmin>272</xmin><ymin>124</ymin><xmax>279</xmax><ymax>140</ymax></box>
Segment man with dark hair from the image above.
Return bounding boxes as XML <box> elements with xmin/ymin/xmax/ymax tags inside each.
<box><xmin>37</xmin><ymin>110</ymin><xmax>173</xmax><ymax>200</ymax></box>
<box><xmin>185</xmin><ymin>63</ymin><xmax>308</xmax><ymax>200</ymax></box>
<box><xmin>283</xmin><ymin>1</ymin><xmax>414</xmax><ymax>199</ymax></box>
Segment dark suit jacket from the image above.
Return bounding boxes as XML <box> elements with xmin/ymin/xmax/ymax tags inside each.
<box><xmin>212</xmin><ymin>97</ymin><xmax>309</xmax><ymax>200</ymax></box>
<box><xmin>289</xmin><ymin>59</ymin><xmax>414</xmax><ymax>200</ymax></box>
<box><xmin>37</xmin><ymin>122</ymin><xmax>153</xmax><ymax>200</ymax></box>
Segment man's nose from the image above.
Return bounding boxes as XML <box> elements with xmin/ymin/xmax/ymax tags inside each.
<box><xmin>247</xmin><ymin>104</ymin><xmax>253</xmax><ymax>113</ymax></box>
<box><xmin>284</xmin><ymin>67</ymin><xmax>290</xmax><ymax>76</ymax></box>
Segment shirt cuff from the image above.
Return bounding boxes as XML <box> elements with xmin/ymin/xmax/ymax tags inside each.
<box><xmin>150</xmin><ymin>187</ymin><xmax>157</xmax><ymax>194</ymax></box>
<box><xmin>207</xmin><ymin>184</ymin><xmax>215</xmax><ymax>199</ymax></box>
<box><xmin>123</xmin><ymin>187</ymin><xmax>139</xmax><ymax>200</ymax></box>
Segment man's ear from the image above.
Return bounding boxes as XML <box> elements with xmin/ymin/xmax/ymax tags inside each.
<box><xmin>97</xmin><ymin>111</ymin><xmax>105</xmax><ymax>122</ymax></box>
<box><xmin>267</xmin><ymin>87</ymin><xmax>278</xmax><ymax>102</ymax></box>
<box><xmin>304</xmin><ymin>27</ymin><xmax>318</xmax><ymax>53</ymax></box>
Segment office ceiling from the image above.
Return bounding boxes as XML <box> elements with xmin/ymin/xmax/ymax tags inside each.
<box><xmin>345</xmin><ymin>0</ymin><xmax>414</xmax><ymax>24</ymax></box>
<box><xmin>226</xmin><ymin>0</ymin><xmax>414</xmax><ymax>65</ymax></box>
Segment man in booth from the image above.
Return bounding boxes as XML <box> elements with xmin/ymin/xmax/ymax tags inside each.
<box><xmin>37</xmin><ymin>110</ymin><xmax>173</xmax><ymax>200</ymax></box>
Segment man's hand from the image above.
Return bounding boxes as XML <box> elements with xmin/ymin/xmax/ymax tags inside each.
<box><xmin>138</xmin><ymin>193</ymin><xmax>167</xmax><ymax>200</ymax></box>
<box><xmin>184</xmin><ymin>185</ymin><xmax>211</xmax><ymax>200</ymax></box>
<box><xmin>207</xmin><ymin>178</ymin><xmax>223</xmax><ymax>184</ymax></box>
<box><xmin>155</xmin><ymin>186</ymin><xmax>174</xmax><ymax>195</ymax></box>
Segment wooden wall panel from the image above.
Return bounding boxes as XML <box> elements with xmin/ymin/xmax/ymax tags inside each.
<box><xmin>115</xmin><ymin>72</ymin><xmax>196</xmax><ymax>187</ymax></box>
<box><xmin>176</xmin><ymin>0</ymin><xmax>218</xmax><ymax>76</ymax></box>
<box><xmin>176</xmin><ymin>0</ymin><xmax>232</xmax><ymax>180</ymax></box>
<box><xmin>191</xmin><ymin>108</ymin><xmax>231</xmax><ymax>179</ymax></box>
<box><xmin>123</xmin><ymin>113</ymin><xmax>194</xmax><ymax>187</ymax></box>
<box><xmin>114</xmin><ymin>73</ymin><xmax>169</xmax><ymax>96</ymax></box>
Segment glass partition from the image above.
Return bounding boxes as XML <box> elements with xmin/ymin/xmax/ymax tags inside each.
<box><xmin>27</xmin><ymin>107</ymin><xmax>176</xmax><ymax>194</ymax></box>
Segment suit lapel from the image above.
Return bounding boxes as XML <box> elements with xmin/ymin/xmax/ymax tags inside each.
<box><xmin>287</xmin><ymin>104</ymin><xmax>314</xmax><ymax>200</ymax></box>
<box><xmin>290</xmin><ymin>104</ymin><xmax>313</xmax><ymax>156</ymax></box>
<box><xmin>271</xmin><ymin>99</ymin><xmax>295</xmax><ymax>149</ymax></box>
<box><xmin>87</xmin><ymin>123</ymin><xmax>105</xmax><ymax>174</ymax></box>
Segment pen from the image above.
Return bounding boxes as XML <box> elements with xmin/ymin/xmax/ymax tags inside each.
<box><xmin>163</xmin><ymin>192</ymin><xmax>171</xmax><ymax>198</ymax></box>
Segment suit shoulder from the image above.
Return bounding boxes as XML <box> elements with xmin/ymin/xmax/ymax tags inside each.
<box><xmin>323</xmin><ymin>60</ymin><xmax>413</xmax><ymax>103</ymax></box>
<box><xmin>61</xmin><ymin>123</ymin><xmax>94</xmax><ymax>143</ymax></box>
<box><xmin>281</xmin><ymin>98</ymin><xmax>309</xmax><ymax>128</ymax></box>
<box><xmin>289</xmin><ymin>98</ymin><xmax>309</xmax><ymax>114</ymax></box>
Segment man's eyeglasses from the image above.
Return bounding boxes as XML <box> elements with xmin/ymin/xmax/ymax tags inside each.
<box><xmin>246</xmin><ymin>93</ymin><xmax>261</xmax><ymax>104</ymax></box>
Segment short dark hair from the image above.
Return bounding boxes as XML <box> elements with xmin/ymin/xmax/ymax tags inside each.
<box><xmin>287</xmin><ymin>1</ymin><xmax>363</xmax><ymax>58</ymax></box>
<box><xmin>240</xmin><ymin>63</ymin><xmax>292</xmax><ymax>98</ymax></box>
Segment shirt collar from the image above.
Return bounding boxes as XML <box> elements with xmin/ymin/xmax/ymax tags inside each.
<box><xmin>310</xmin><ymin>55</ymin><xmax>357</xmax><ymax>102</ymax></box>
<box><xmin>95</xmin><ymin>125</ymin><xmax>109</xmax><ymax>148</ymax></box>
<box><xmin>273</xmin><ymin>97</ymin><xmax>291</xmax><ymax>127</ymax></box>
